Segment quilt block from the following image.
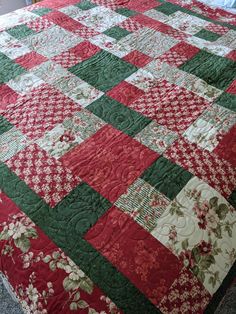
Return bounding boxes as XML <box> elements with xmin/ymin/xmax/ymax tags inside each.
<box><xmin>0</xmin><ymin>0</ymin><xmax>236</xmax><ymax>313</ymax></box>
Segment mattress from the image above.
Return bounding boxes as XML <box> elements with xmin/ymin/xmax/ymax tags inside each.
<box><xmin>0</xmin><ymin>0</ymin><xmax>236</xmax><ymax>313</ymax></box>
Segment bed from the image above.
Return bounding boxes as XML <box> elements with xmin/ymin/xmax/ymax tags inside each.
<box><xmin>0</xmin><ymin>0</ymin><xmax>236</xmax><ymax>313</ymax></box>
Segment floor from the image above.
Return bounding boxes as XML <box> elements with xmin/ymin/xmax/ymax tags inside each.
<box><xmin>215</xmin><ymin>285</ymin><xmax>236</xmax><ymax>314</ymax></box>
<box><xmin>0</xmin><ymin>278</ymin><xmax>23</xmax><ymax>314</ymax></box>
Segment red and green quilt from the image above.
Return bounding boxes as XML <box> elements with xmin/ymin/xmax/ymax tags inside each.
<box><xmin>0</xmin><ymin>0</ymin><xmax>236</xmax><ymax>313</ymax></box>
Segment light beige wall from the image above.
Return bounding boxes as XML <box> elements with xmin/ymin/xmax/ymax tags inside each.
<box><xmin>0</xmin><ymin>0</ymin><xmax>26</xmax><ymax>15</ymax></box>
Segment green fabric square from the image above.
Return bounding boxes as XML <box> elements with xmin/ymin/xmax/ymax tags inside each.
<box><xmin>104</xmin><ymin>26</ymin><xmax>131</xmax><ymax>40</ymax></box>
<box><xmin>53</xmin><ymin>183</ymin><xmax>111</xmax><ymax>236</ymax></box>
<box><xmin>7</xmin><ymin>24</ymin><xmax>36</xmax><ymax>40</ymax></box>
<box><xmin>0</xmin><ymin>162</ymin><xmax>48</xmax><ymax>218</ymax></box>
<box><xmin>141</xmin><ymin>157</ymin><xmax>193</xmax><ymax>200</ymax></box>
<box><xmin>195</xmin><ymin>29</ymin><xmax>221</xmax><ymax>42</ymax></box>
<box><xmin>216</xmin><ymin>92</ymin><xmax>236</xmax><ymax>112</ymax></box>
<box><xmin>0</xmin><ymin>52</ymin><xmax>10</xmax><ymax>64</ymax></box>
<box><xmin>115</xmin><ymin>8</ymin><xmax>137</xmax><ymax>17</ymax></box>
<box><xmin>155</xmin><ymin>2</ymin><xmax>179</xmax><ymax>15</ymax></box>
<box><xmin>87</xmin><ymin>95</ymin><xmax>151</xmax><ymax>136</ymax></box>
<box><xmin>180</xmin><ymin>50</ymin><xmax>236</xmax><ymax>90</ymax></box>
<box><xmin>32</xmin><ymin>8</ymin><xmax>53</xmax><ymax>16</ymax></box>
<box><xmin>74</xmin><ymin>0</ymin><xmax>97</xmax><ymax>10</ymax></box>
<box><xmin>69</xmin><ymin>50</ymin><xmax>138</xmax><ymax>92</ymax></box>
<box><xmin>0</xmin><ymin>116</ymin><xmax>12</xmax><ymax>136</ymax></box>
<box><xmin>0</xmin><ymin>53</ymin><xmax>25</xmax><ymax>84</ymax></box>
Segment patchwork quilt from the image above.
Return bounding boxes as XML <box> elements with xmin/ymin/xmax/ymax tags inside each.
<box><xmin>0</xmin><ymin>0</ymin><xmax>236</xmax><ymax>313</ymax></box>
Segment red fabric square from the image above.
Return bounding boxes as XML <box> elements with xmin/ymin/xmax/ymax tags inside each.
<box><xmin>170</xmin><ymin>42</ymin><xmax>200</xmax><ymax>59</ymax></box>
<box><xmin>38</xmin><ymin>0</ymin><xmax>80</xmax><ymax>9</ymax></box>
<box><xmin>85</xmin><ymin>206</ymin><xmax>182</xmax><ymax>305</ymax></box>
<box><xmin>60</xmin><ymin>125</ymin><xmax>158</xmax><ymax>202</ymax></box>
<box><xmin>43</xmin><ymin>11</ymin><xmax>83</xmax><ymax>33</ymax></box>
<box><xmin>118</xmin><ymin>18</ymin><xmax>143</xmax><ymax>32</ymax></box>
<box><xmin>226</xmin><ymin>50</ymin><xmax>236</xmax><ymax>62</ymax></box>
<box><xmin>164</xmin><ymin>136</ymin><xmax>236</xmax><ymax>198</ymax></box>
<box><xmin>3</xmin><ymin>84</ymin><xmax>79</xmax><ymax>140</ymax></box>
<box><xmin>42</xmin><ymin>10</ymin><xmax>64</xmax><ymax>22</ymax></box>
<box><xmin>129</xmin><ymin>79</ymin><xmax>210</xmax><ymax>134</ymax></box>
<box><xmin>214</xmin><ymin>125</ymin><xmax>236</xmax><ymax>167</ymax></box>
<box><xmin>226</xmin><ymin>80</ymin><xmax>236</xmax><ymax>94</ymax></box>
<box><xmin>158</xmin><ymin>42</ymin><xmax>200</xmax><ymax>67</ymax></box>
<box><xmin>0</xmin><ymin>84</ymin><xmax>18</xmax><ymax>112</ymax></box>
<box><xmin>159</xmin><ymin>268</ymin><xmax>211</xmax><ymax>314</ymax></box>
<box><xmin>125</xmin><ymin>0</ymin><xmax>160</xmax><ymax>12</ymax></box>
<box><xmin>132</xmin><ymin>14</ymin><xmax>164</xmax><ymax>30</ymax></box>
<box><xmin>51</xmin><ymin>50</ymin><xmax>81</xmax><ymax>68</ymax></box>
<box><xmin>52</xmin><ymin>42</ymin><xmax>100</xmax><ymax>68</ymax></box>
<box><xmin>6</xmin><ymin>143</ymin><xmax>81</xmax><ymax>207</ymax></box>
<box><xmin>132</xmin><ymin>15</ymin><xmax>187</xmax><ymax>40</ymax></box>
<box><xmin>26</xmin><ymin>17</ymin><xmax>54</xmax><ymax>32</ymax></box>
<box><xmin>107</xmin><ymin>81</ymin><xmax>145</xmax><ymax>105</ymax></box>
<box><xmin>70</xmin><ymin>41</ymin><xmax>101</xmax><ymax>61</ymax></box>
<box><xmin>205</xmin><ymin>23</ymin><xmax>229</xmax><ymax>35</ymax></box>
<box><xmin>15</xmin><ymin>52</ymin><xmax>47</xmax><ymax>70</ymax></box>
<box><xmin>74</xmin><ymin>24</ymin><xmax>100</xmax><ymax>39</ymax></box>
<box><xmin>85</xmin><ymin>206</ymin><xmax>133</xmax><ymax>248</ymax></box>
<box><xmin>123</xmin><ymin>50</ymin><xmax>152</xmax><ymax>67</ymax></box>
<box><xmin>90</xmin><ymin>0</ymin><xmax>122</xmax><ymax>9</ymax></box>
<box><xmin>0</xmin><ymin>191</ymin><xmax>21</xmax><ymax>219</ymax></box>
<box><xmin>43</xmin><ymin>11</ymin><xmax>100</xmax><ymax>38</ymax></box>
